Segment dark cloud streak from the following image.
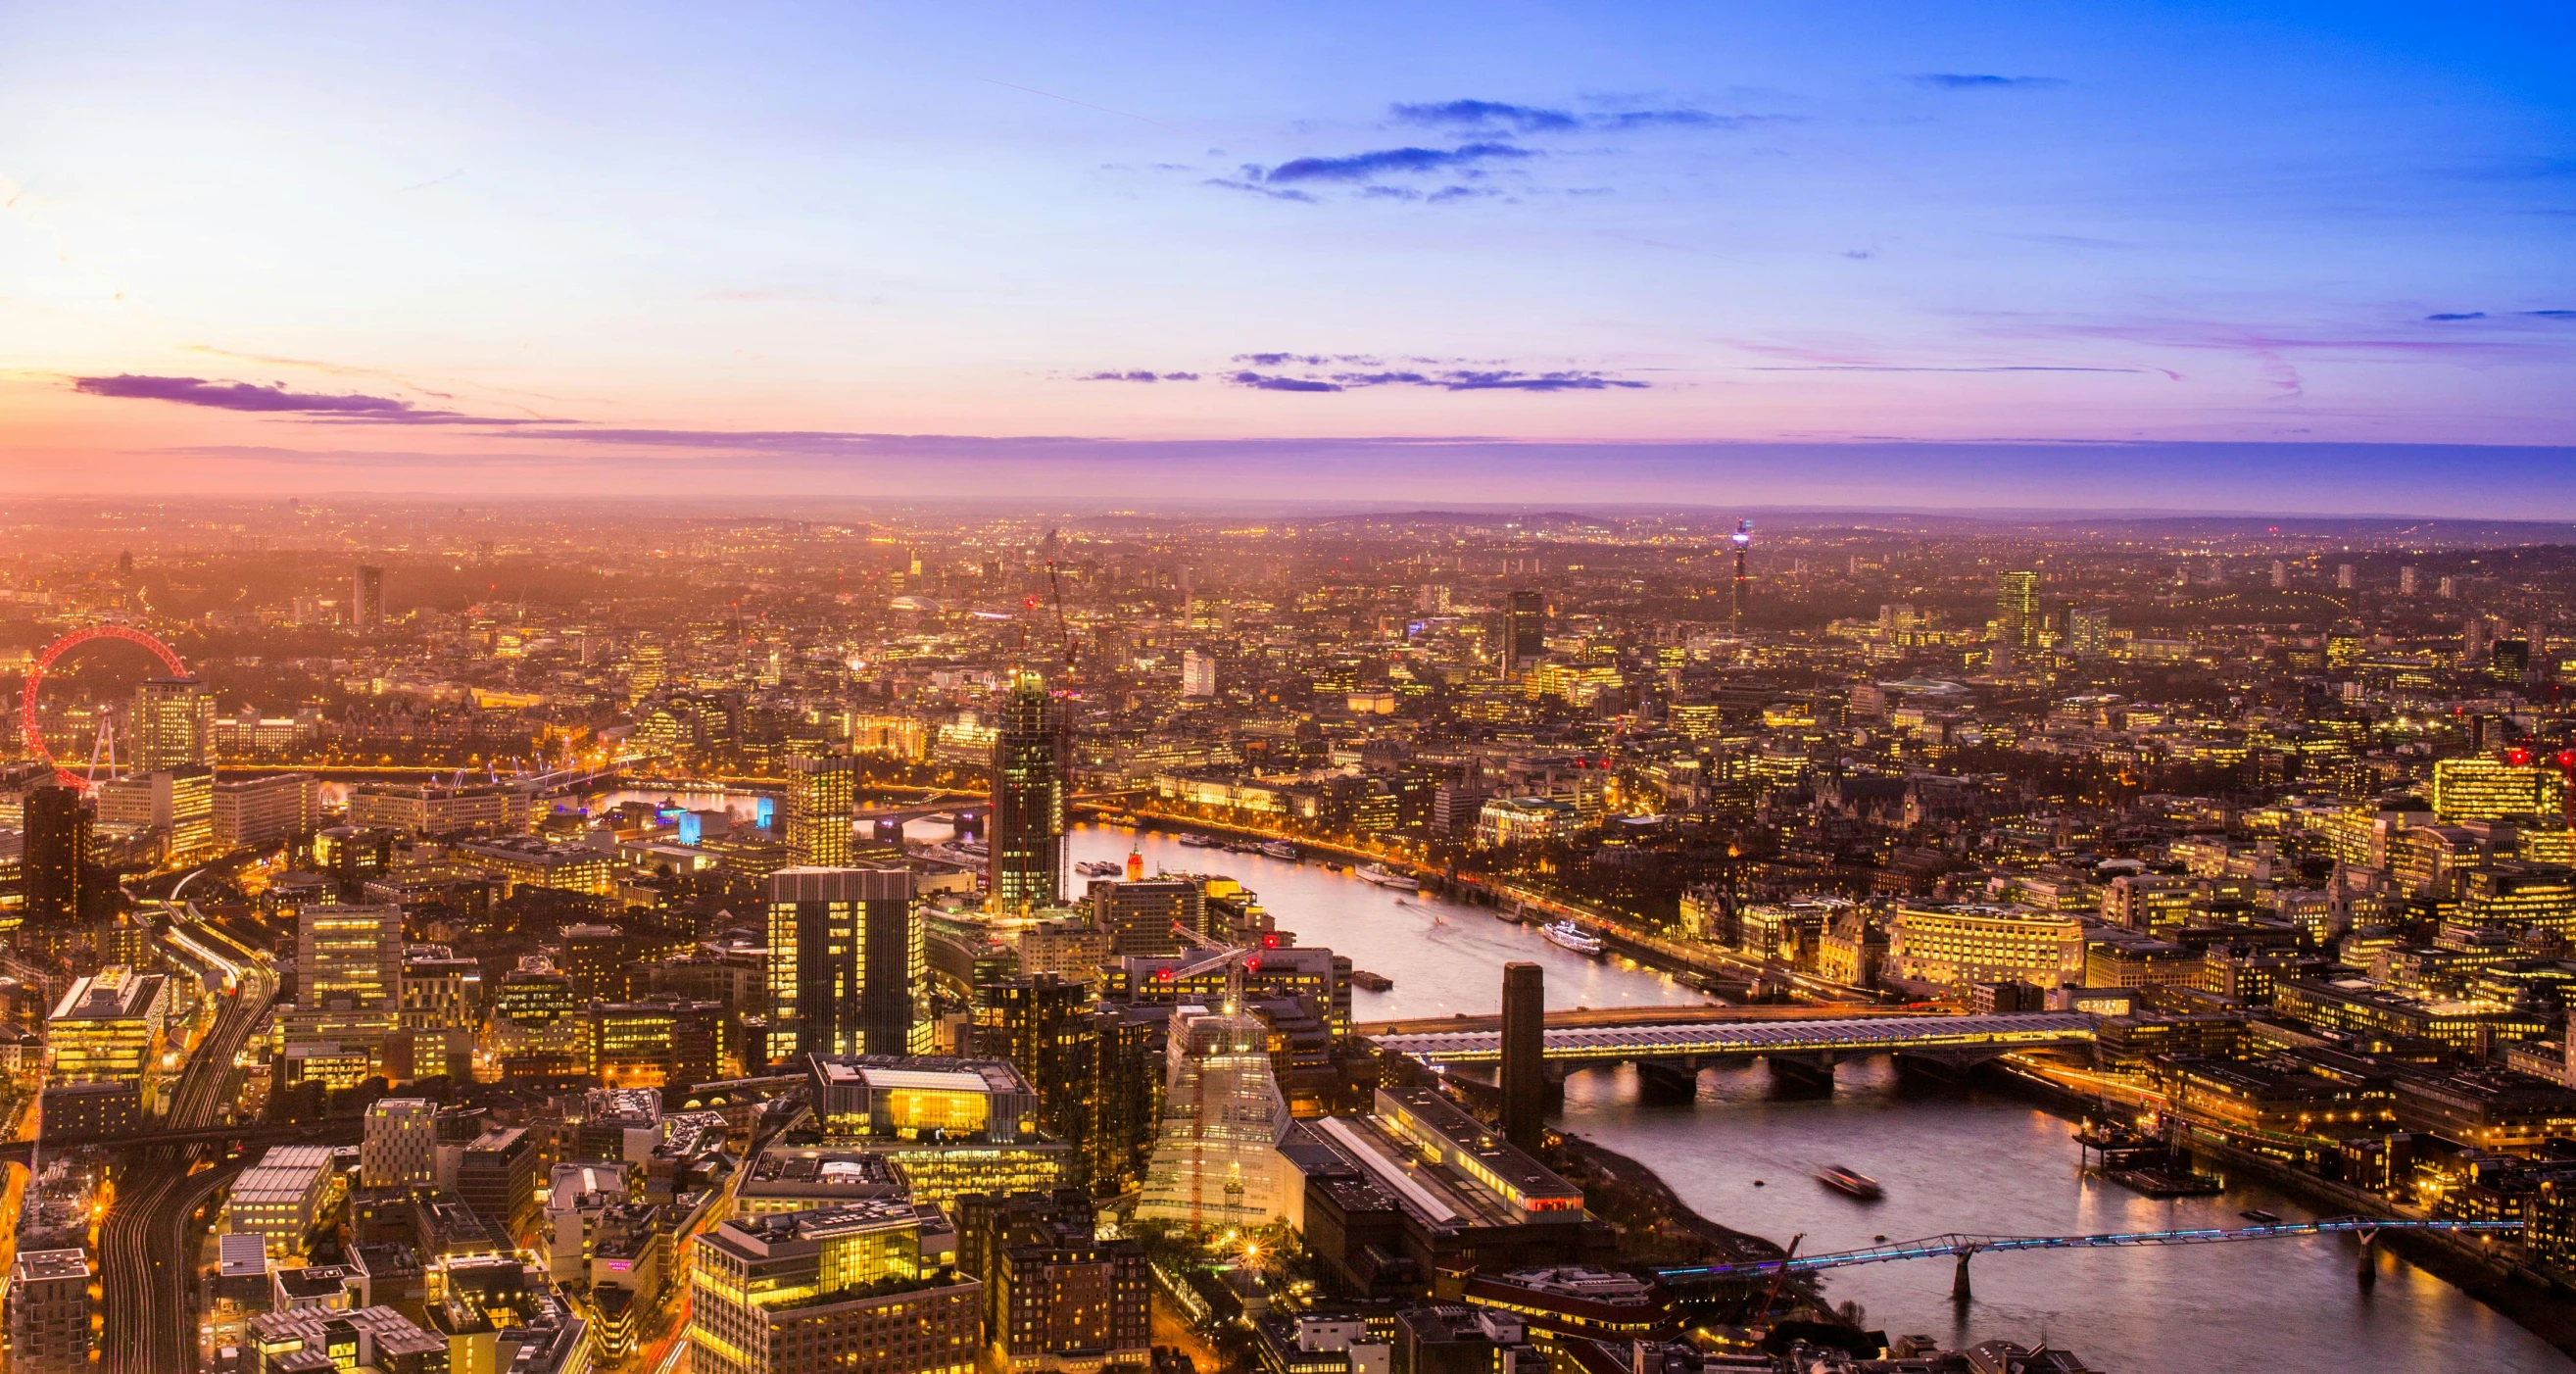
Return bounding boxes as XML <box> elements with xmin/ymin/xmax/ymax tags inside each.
<box><xmin>72</xmin><ymin>374</ymin><xmax>554</xmax><ymax>424</ymax></box>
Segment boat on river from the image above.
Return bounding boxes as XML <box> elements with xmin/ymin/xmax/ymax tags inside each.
<box><xmin>1177</xmin><ymin>833</ymin><xmax>1221</xmax><ymax>849</ymax></box>
<box><xmin>1541</xmin><ymin>920</ymin><xmax>1604</xmax><ymax>955</ymax></box>
<box><xmin>1357</xmin><ymin>863</ymin><xmax>1421</xmax><ymax>892</ymax></box>
<box><xmin>1261</xmin><ymin>840</ymin><xmax>1296</xmax><ymax>859</ymax></box>
<box><xmin>1075</xmin><ymin>860</ymin><xmax>1121</xmax><ymax>877</ymax></box>
<box><xmin>1816</xmin><ymin>1165</ymin><xmax>1883</xmax><ymax>1201</ymax></box>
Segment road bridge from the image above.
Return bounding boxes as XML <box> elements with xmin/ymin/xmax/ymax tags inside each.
<box><xmin>1659</xmin><ymin>1217</ymin><xmax>2523</xmax><ymax>1300</ymax></box>
<box><xmin>1370</xmin><ymin>1011</ymin><xmax>2096</xmax><ymax>1096</ymax></box>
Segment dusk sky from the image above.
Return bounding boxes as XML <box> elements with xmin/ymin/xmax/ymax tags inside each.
<box><xmin>4</xmin><ymin>2</ymin><xmax>2570</xmax><ymax>511</ymax></box>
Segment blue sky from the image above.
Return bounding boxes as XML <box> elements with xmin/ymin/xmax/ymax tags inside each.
<box><xmin>2</xmin><ymin>1</ymin><xmax>2570</xmax><ymax>507</ymax></box>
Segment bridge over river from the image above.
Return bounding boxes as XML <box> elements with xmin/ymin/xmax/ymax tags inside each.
<box><xmin>1367</xmin><ymin>1010</ymin><xmax>2098</xmax><ymax>1093</ymax></box>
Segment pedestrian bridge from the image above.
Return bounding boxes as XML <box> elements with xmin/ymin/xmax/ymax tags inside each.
<box><xmin>1368</xmin><ymin>1010</ymin><xmax>2097</xmax><ymax>1076</ymax></box>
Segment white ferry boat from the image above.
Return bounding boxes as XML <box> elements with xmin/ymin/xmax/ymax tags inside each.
<box><xmin>1260</xmin><ymin>840</ymin><xmax>1297</xmax><ymax>860</ymax></box>
<box><xmin>1356</xmin><ymin>863</ymin><xmax>1421</xmax><ymax>892</ymax></box>
<box><xmin>1541</xmin><ymin>920</ymin><xmax>1605</xmax><ymax>956</ymax></box>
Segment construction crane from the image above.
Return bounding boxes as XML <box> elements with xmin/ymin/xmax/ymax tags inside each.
<box><xmin>1043</xmin><ymin>527</ymin><xmax>1078</xmax><ymax>677</ymax></box>
<box><xmin>1167</xmin><ymin>921</ymin><xmax>1263</xmax><ymax>1013</ymax></box>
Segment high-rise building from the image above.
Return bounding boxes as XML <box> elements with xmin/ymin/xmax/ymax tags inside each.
<box><xmin>954</xmin><ymin>1190</ymin><xmax>1148</xmax><ymax>1371</ymax></box>
<box><xmin>689</xmin><ymin>1201</ymin><xmax>983</xmax><ymax>1374</ymax></box>
<box><xmin>1135</xmin><ymin>1003</ymin><xmax>1293</xmax><ymax>1230</ymax></box>
<box><xmin>2400</xmin><ymin>564</ymin><xmax>2419</xmax><ymax>596</ymax></box>
<box><xmin>7</xmin><ymin>1250</ymin><xmax>94</xmax><ymax>1373</ymax></box>
<box><xmin>2270</xmin><ymin>560</ymin><xmax>2288</xmax><ymax>588</ymax></box>
<box><xmin>1995</xmin><ymin>571</ymin><xmax>2039</xmax><ymax>649</ymax></box>
<box><xmin>784</xmin><ymin>751</ymin><xmax>857</xmax><ymax>868</ymax></box>
<box><xmin>989</xmin><ymin>671</ymin><xmax>1066</xmax><ymax>915</ymax></box>
<box><xmin>1180</xmin><ymin>649</ymin><xmax>1217</xmax><ymax>699</ymax></box>
<box><xmin>972</xmin><ymin>974</ymin><xmax>1096</xmax><ymax>1179</ymax></box>
<box><xmin>1502</xmin><ymin>590</ymin><xmax>1546</xmax><ymax>674</ymax></box>
<box><xmin>130</xmin><ymin>676</ymin><xmax>215</xmax><ymax>771</ymax></box>
<box><xmin>353</xmin><ymin>564</ymin><xmax>386</xmax><ymax>631</ymax></box>
<box><xmin>1499</xmin><ymin>962</ymin><xmax>1546</xmax><ymax>1153</ymax></box>
<box><xmin>2066</xmin><ymin>607</ymin><xmax>2113</xmax><ymax>658</ymax></box>
<box><xmin>23</xmin><ymin>786</ymin><xmax>89</xmax><ymax>925</ymax></box>
<box><xmin>300</xmin><ymin>904</ymin><xmax>403</xmax><ymax>1010</ymax></box>
<box><xmin>361</xmin><ymin>1097</ymin><xmax>439</xmax><ymax>1189</ymax></box>
<box><xmin>765</xmin><ymin>867</ymin><xmax>928</xmax><ymax>1065</ymax></box>
<box><xmin>2337</xmin><ymin>563</ymin><xmax>2356</xmax><ymax>590</ymax></box>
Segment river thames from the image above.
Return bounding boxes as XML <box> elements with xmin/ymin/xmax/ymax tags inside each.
<box><xmin>1069</xmin><ymin>823</ymin><xmax>2573</xmax><ymax>1374</ymax></box>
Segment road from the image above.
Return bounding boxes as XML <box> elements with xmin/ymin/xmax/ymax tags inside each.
<box><xmin>624</xmin><ymin>1116</ymin><xmax>788</xmax><ymax>1374</ymax></box>
<box><xmin>100</xmin><ymin>908</ymin><xmax>277</xmax><ymax>1374</ymax></box>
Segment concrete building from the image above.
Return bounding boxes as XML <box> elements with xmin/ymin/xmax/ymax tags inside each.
<box><xmin>213</xmin><ymin>771</ymin><xmax>317</xmax><ymax>850</ymax></box>
<box><xmin>362</xmin><ymin>1097</ymin><xmax>439</xmax><ymax>1189</ymax></box>
<box><xmin>6</xmin><ymin>1249</ymin><xmax>94</xmax><ymax>1373</ymax></box>
<box><xmin>44</xmin><ymin>966</ymin><xmax>168</xmax><ymax>1087</ymax></box>
<box><xmin>689</xmin><ymin>1201</ymin><xmax>983</xmax><ymax>1374</ymax></box>
<box><xmin>230</xmin><ymin>1145</ymin><xmax>339</xmax><ymax>1258</ymax></box>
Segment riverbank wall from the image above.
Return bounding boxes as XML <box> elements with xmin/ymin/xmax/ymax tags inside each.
<box><xmin>1987</xmin><ymin>1060</ymin><xmax>2576</xmax><ymax>1359</ymax></box>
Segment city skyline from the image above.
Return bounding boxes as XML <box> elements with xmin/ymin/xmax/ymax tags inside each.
<box><xmin>4</xmin><ymin>2</ymin><xmax>2572</xmax><ymax>509</ymax></box>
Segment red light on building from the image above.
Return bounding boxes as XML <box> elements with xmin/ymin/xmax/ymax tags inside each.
<box><xmin>1261</xmin><ymin>933</ymin><xmax>1279</xmax><ymax>949</ymax></box>
<box><xmin>2557</xmin><ymin>751</ymin><xmax>2576</xmax><ymax>770</ymax></box>
<box><xmin>2507</xmin><ymin>748</ymin><xmax>2533</xmax><ymax>766</ymax></box>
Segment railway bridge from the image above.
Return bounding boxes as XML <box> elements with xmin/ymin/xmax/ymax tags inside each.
<box><xmin>1368</xmin><ymin>1011</ymin><xmax>2097</xmax><ymax>1097</ymax></box>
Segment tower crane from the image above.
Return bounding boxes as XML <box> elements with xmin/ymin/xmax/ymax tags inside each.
<box><xmin>1167</xmin><ymin>920</ymin><xmax>1264</xmax><ymax>1013</ymax></box>
<box><xmin>1043</xmin><ymin>528</ymin><xmax>1078</xmax><ymax>678</ymax></box>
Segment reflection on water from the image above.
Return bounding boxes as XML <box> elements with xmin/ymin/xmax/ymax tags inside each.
<box><xmin>1559</xmin><ymin>1062</ymin><xmax>2572</xmax><ymax>1373</ymax></box>
<box><xmin>1065</xmin><ymin>823</ymin><xmax>1706</xmax><ymax>1019</ymax></box>
<box><xmin>1068</xmin><ymin>821</ymin><xmax>2568</xmax><ymax>1372</ymax></box>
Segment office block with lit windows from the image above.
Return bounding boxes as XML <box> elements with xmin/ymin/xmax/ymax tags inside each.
<box><xmin>806</xmin><ymin>1055</ymin><xmax>1068</xmax><ymax>1205</ymax></box>
<box><xmin>689</xmin><ymin>1200</ymin><xmax>982</xmax><ymax>1374</ymax></box>
<box><xmin>954</xmin><ymin>1189</ymin><xmax>1149</xmax><ymax>1372</ymax></box>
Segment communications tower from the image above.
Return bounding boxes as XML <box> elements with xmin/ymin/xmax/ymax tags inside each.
<box><xmin>1729</xmin><ymin>520</ymin><xmax>1753</xmax><ymax>633</ymax></box>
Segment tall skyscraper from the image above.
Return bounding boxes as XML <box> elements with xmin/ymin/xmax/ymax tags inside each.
<box><xmin>1499</xmin><ymin>962</ymin><xmax>1546</xmax><ymax>1153</ymax></box>
<box><xmin>989</xmin><ymin>670</ymin><xmax>1066</xmax><ymax>914</ymax></box>
<box><xmin>130</xmin><ymin>677</ymin><xmax>215</xmax><ymax>772</ymax></box>
<box><xmin>23</xmin><ymin>786</ymin><xmax>90</xmax><ymax>925</ymax></box>
<box><xmin>352</xmin><ymin>564</ymin><xmax>386</xmax><ymax>632</ymax></box>
<box><xmin>765</xmin><ymin>866</ymin><xmax>928</xmax><ymax>1065</ymax></box>
<box><xmin>1995</xmin><ymin>570</ymin><xmax>2040</xmax><ymax>649</ymax></box>
<box><xmin>1502</xmin><ymin>590</ymin><xmax>1546</xmax><ymax>675</ymax></box>
<box><xmin>2336</xmin><ymin>563</ymin><xmax>2356</xmax><ymax>590</ymax></box>
<box><xmin>1135</xmin><ymin>1003</ymin><xmax>1293</xmax><ymax>1230</ymax></box>
<box><xmin>784</xmin><ymin>751</ymin><xmax>857</xmax><ymax>867</ymax></box>
<box><xmin>2400</xmin><ymin>565</ymin><xmax>2419</xmax><ymax>596</ymax></box>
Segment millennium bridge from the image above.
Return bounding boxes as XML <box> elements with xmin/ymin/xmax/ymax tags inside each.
<box><xmin>1658</xmin><ymin>1217</ymin><xmax>2524</xmax><ymax>1300</ymax></box>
